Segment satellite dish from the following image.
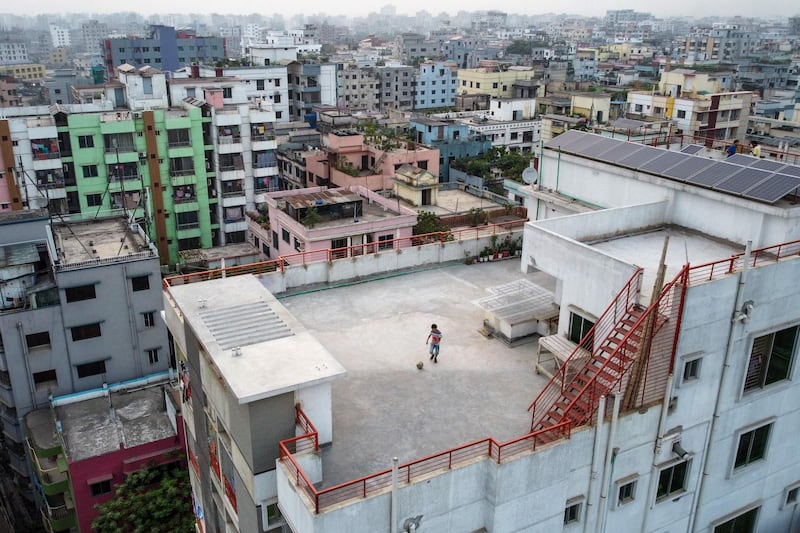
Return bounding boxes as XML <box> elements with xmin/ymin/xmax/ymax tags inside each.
<box><xmin>522</xmin><ymin>165</ymin><xmax>539</xmax><ymax>185</ymax></box>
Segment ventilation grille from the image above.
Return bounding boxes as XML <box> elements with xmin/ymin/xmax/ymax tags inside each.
<box><xmin>199</xmin><ymin>301</ymin><xmax>293</xmax><ymax>350</ymax></box>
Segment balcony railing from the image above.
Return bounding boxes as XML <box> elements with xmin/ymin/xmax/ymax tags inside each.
<box><xmin>177</xmin><ymin>222</ymin><xmax>200</xmax><ymax>230</ymax></box>
<box><xmin>218</xmin><ymin>136</ymin><xmax>242</xmax><ymax>145</ymax></box>
<box><xmin>251</xmin><ymin>133</ymin><xmax>276</xmax><ymax>142</ymax></box>
<box><xmin>219</xmin><ymin>165</ymin><xmax>244</xmax><ymax>172</ymax></box>
<box><xmin>168</xmin><ymin>141</ymin><xmax>192</xmax><ymax>148</ymax></box>
<box><xmin>169</xmin><ymin>168</ymin><xmax>195</xmax><ymax>177</ymax></box>
<box><xmin>109</xmin><ymin>174</ymin><xmax>140</xmax><ymax>182</ymax></box>
<box><xmin>222</xmin><ymin>190</ymin><xmax>244</xmax><ymax>198</ymax></box>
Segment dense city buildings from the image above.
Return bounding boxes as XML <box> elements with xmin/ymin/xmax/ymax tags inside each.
<box><xmin>1</xmin><ymin>6</ymin><xmax>800</xmax><ymax>532</ymax></box>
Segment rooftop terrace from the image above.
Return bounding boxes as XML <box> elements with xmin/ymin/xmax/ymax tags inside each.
<box><xmin>51</xmin><ymin>217</ymin><xmax>152</xmax><ymax>266</ymax></box>
<box><xmin>27</xmin><ymin>386</ymin><xmax>177</xmax><ymax>462</ymax></box>
<box><xmin>279</xmin><ymin>259</ymin><xmax>554</xmax><ymax>487</ymax></box>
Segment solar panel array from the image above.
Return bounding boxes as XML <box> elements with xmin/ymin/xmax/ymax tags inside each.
<box><xmin>544</xmin><ymin>131</ymin><xmax>800</xmax><ymax>204</ymax></box>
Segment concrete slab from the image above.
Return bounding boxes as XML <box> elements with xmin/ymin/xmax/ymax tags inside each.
<box><xmin>590</xmin><ymin>227</ymin><xmax>743</xmax><ymax>300</ymax></box>
<box><xmin>280</xmin><ymin>260</ymin><xmax>555</xmax><ymax>488</ymax></box>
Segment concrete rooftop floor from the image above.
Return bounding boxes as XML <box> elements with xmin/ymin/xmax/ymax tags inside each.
<box><xmin>280</xmin><ymin>260</ymin><xmax>555</xmax><ymax>489</ymax></box>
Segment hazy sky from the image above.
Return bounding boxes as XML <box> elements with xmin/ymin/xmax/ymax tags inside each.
<box><xmin>7</xmin><ymin>0</ymin><xmax>798</xmax><ymax>19</ymax></box>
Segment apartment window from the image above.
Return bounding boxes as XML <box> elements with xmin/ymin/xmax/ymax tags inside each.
<box><xmin>568</xmin><ymin>312</ymin><xmax>594</xmax><ymax>345</ymax></box>
<box><xmin>784</xmin><ymin>483</ymin><xmax>800</xmax><ymax>508</ymax></box>
<box><xmin>734</xmin><ymin>422</ymin><xmax>772</xmax><ymax>469</ymax></box>
<box><xmin>493</xmin><ymin>82</ymin><xmax>498</xmax><ymax>89</ymax></box>
<box><xmin>256</xmin><ymin>79</ymin><xmax>265</xmax><ymax>90</ymax></box>
<box><xmin>677</xmin><ymin>110</ymin><xmax>687</xmax><ymax>119</ymax></box>
<box><xmin>33</xmin><ymin>369</ymin><xmax>57</xmax><ymax>389</ymax></box>
<box><xmin>378</xmin><ymin>234</ymin><xmax>393</xmax><ymax>251</ymax></box>
<box><xmin>86</xmin><ymin>194</ymin><xmax>102</xmax><ymax>207</ymax></box>
<box><xmin>82</xmin><ymin>164</ymin><xmax>99</xmax><ymax>178</ymax></box>
<box><xmin>77</xmin><ymin>360</ymin><xmax>106</xmax><ymax>378</ymax></box>
<box><xmin>90</xmin><ymin>479</ymin><xmax>112</xmax><ymax>497</ymax></box>
<box><xmin>274</xmin><ymin>94</ymin><xmax>281</xmax><ymax>103</ymax></box>
<box><xmin>71</xmin><ymin>323</ymin><xmax>102</xmax><ymax>342</ymax></box>
<box><xmin>26</xmin><ymin>331</ymin><xmax>51</xmax><ymax>350</ymax></box>
<box><xmin>143</xmin><ymin>311</ymin><xmax>155</xmax><ymax>328</ymax></box>
<box><xmin>147</xmin><ymin>348</ymin><xmax>159</xmax><ymax>365</ymax></box>
<box><xmin>683</xmin><ymin>357</ymin><xmax>702</xmax><ymax>382</ymax></box>
<box><xmin>276</xmin><ymin>111</ymin><xmax>282</xmax><ymax>119</ymax></box>
<box><xmin>656</xmin><ymin>460</ymin><xmax>690</xmax><ymax>501</ymax></box>
<box><xmin>131</xmin><ymin>275</ymin><xmax>150</xmax><ymax>292</ymax></box>
<box><xmin>563</xmin><ymin>497</ymin><xmax>583</xmax><ymax>525</ymax></box>
<box><xmin>713</xmin><ymin>506</ymin><xmax>759</xmax><ymax>533</ymax></box>
<box><xmin>282</xmin><ymin>228</ymin><xmax>290</xmax><ymax>243</ymax></box>
<box><xmin>222</xmin><ymin>87</ymin><xmax>232</xmax><ymax>98</ymax></box>
<box><xmin>744</xmin><ymin>325</ymin><xmax>797</xmax><ymax>392</ymax></box>
<box><xmin>65</xmin><ymin>284</ymin><xmax>96</xmax><ymax>303</ymax></box>
<box><xmin>617</xmin><ymin>479</ymin><xmax>636</xmax><ymax>507</ymax></box>
<box><xmin>78</xmin><ymin>135</ymin><xmax>94</xmax><ymax>148</ymax></box>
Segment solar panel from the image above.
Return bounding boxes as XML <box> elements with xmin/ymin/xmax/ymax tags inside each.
<box><xmin>616</xmin><ymin>145</ymin><xmax>664</xmax><ymax>169</ymax></box>
<box><xmin>662</xmin><ymin>156</ymin><xmax>717</xmax><ymax>181</ymax></box>
<box><xmin>750</xmin><ymin>159</ymin><xmax>787</xmax><ymax>172</ymax></box>
<box><xmin>639</xmin><ymin>151</ymin><xmax>689</xmax><ymax>173</ymax></box>
<box><xmin>777</xmin><ymin>165</ymin><xmax>800</xmax><ymax>178</ymax></box>
<box><xmin>581</xmin><ymin>137</ymin><xmax>625</xmax><ymax>158</ymax></box>
<box><xmin>743</xmin><ymin>174</ymin><xmax>800</xmax><ymax>203</ymax></box>
<box><xmin>680</xmin><ymin>144</ymin><xmax>704</xmax><ymax>155</ymax></box>
<box><xmin>686</xmin><ymin>162</ymin><xmax>742</xmax><ymax>187</ymax></box>
<box><xmin>724</xmin><ymin>153</ymin><xmax>758</xmax><ymax>166</ymax></box>
<box><xmin>543</xmin><ymin>130</ymin><xmax>586</xmax><ymax>150</ymax></box>
<box><xmin>563</xmin><ymin>134</ymin><xmax>609</xmax><ymax>155</ymax></box>
<box><xmin>594</xmin><ymin>142</ymin><xmax>647</xmax><ymax>165</ymax></box>
<box><xmin>714</xmin><ymin>168</ymin><xmax>773</xmax><ymax>194</ymax></box>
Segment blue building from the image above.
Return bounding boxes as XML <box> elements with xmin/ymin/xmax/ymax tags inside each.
<box><xmin>409</xmin><ymin>118</ymin><xmax>491</xmax><ymax>182</ymax></box>
<box><xmin>414</xmin><ymin>61</ymin><xmax>459</xmax><ymax>110</ymax></box>
<box><xmin>103</xmin><ymin>26</ymin><xmax>226</xmax><ymax>75</ymax></box>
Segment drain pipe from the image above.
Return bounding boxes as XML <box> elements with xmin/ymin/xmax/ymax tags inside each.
<box><xmin>584</xmin><ymin>395</ymin><xmax>607</xmax><ymax>533</ymax></box>
<box><xmin>391</xmin><ymin>457</ymin><xmax>398</xmax><ymax>533</ymax></box>
<box><xmin>642</xmin><ymin>373</ymin><xmax>676</xmax><ymax>532</ymax></box>
<box><xmin>688</xmin><ymin>241</ymin><xmax>752</xmax><ymax>533</ymax></box>
<box><xmin>597</xmin><ymin>394</ymin><xmax>621</xmax><ymax>533</ymax></box>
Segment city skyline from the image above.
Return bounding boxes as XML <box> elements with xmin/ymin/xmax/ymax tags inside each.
<box><xmin>2</xmin><ymin>1</ymin><xmax>797</xmax><ymax>20</ymax></box>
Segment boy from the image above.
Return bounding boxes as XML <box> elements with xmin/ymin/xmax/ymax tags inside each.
<box><xmin>426</xmin><ymin>324</ymin><xmax>443</xmax><ymax>363</ymax></box>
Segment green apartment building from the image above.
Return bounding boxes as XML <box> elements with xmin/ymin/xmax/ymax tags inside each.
<box><xmin>2</xmin><ymin>103</ymin><xmax>216</xmax><ymax>267</ymax></box>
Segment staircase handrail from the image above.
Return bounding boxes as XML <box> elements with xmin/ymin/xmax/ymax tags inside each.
<box><xmin>528</xmin><ymin>267</ymin><xmax>643</xmax><ymax>422</ymax></box>
<box><xmin>553</xmin><ymin>267</ymin><xmax>685</xmax><ymax>427</ymax></box>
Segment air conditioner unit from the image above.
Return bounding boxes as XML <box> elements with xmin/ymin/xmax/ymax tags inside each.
<box><xmin>138</xmin><ymin>152</ymin><xmax>147</xmax><ymax>159</ymax></box>
<box><xmin>133</xmin><ymin>112</ymin><xmax>142</xmax><ymax>119</ymax></box>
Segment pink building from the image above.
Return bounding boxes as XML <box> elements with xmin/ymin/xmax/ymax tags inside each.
<box><xmin>305</xmin><ymin>130</ymin><xmax>440</xmax><ymax>191</ymax></box>
<box><xmin>25</xmin><ymin>382</ymin><xmax>186</xmax><ymax>533</ymax></box>
<box><xmin>251</xmin><ymin>185</ymin><xmax>417</xmax><ymax>260</ymax></box>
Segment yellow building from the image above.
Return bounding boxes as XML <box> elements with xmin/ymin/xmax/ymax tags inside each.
<box><xmin>0</xmin><ymin>63</ymin><xmax>47</xmax><ymax>81</ymax></box>
<box><xmin>658</xmin><ymin>69</ymin><xmax>735</xmax><ymax>97</ymax></box>
<box><xmin>457</xmin><ymin>67</ymin><xmax>536</xmax><ymax>98</ymax></box>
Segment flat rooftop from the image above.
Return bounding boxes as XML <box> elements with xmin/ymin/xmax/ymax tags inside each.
<box><xmin>27</xmin><ymin>386</ymin><xmax>177</xmax><ymax>461</ymax></box>
<box><xmin>52</xmin><ymin>217</ymin><xmax>152</xmax><ymax>265</ymax></box>
<box><xmin>418</xmin><ymin>188</ymin><xmax>506</xmax><ymax>216</ymax></box>
<box><xmin>590</xmin><ymin>225</ymin><xmax>743</xmax><ymax>300</ymax></box>
<box><xmin>280</xmin><ymin>260</ymin><xmax>554</xmax><ymax>488</ymax></box>
<box><xmin>168</xmin><ymin>275</ymin><xmax>346</xmax><ymax>403</ymax></box>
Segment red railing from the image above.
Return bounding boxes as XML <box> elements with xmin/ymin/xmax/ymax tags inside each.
<box><xmin>528</xmin><ymin>268</ymin><xmax>644</xmax><ymax>424</ymax></box>
<box><xmin>163</xmin><ymin>219</ymin><xmax>527</xmax><ymax>289</ymax></box>
<box><xmin>188</xmin><ymin>447</ymin><xmax>200</xmax><ymax>477</ymax></box>
<box><xmin>280</xmin><ymin>409</ymin><xmax>572</xmax><ymax>514</ymax></box>
<box><xmin>686</xmin><ymin>239</ymin><xmax>800</xmax><ymax>285</ymax></box>
<box><xmin>223</xmin><ymin>476</ymin><xmax>237</xmax><ymax>513</ymax></box>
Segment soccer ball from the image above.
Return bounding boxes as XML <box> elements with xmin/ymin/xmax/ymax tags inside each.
<box><xmin>416</xmin><ymin>361</ymin><xmax>424</xmax><ymax>370</ymax></box>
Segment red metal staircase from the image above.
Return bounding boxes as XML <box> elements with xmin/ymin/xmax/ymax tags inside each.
<box><xmin>527</xmin><ymin>269</ymin><xmax>645</xmax><ymax>438</ymax></box>
<box><xmin>528</xmin><ymin>265</ymin><xmax>689</xmax><ymax>445</ymax></box>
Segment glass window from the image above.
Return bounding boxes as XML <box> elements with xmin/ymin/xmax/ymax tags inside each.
<box><xmin>131</xmin><ymin>275</ymin><xmax>150</xmax><ymax>292</ymax></box>
<box><xmin>734</xmin><ymin>423</ymin><xmax>772</xmax><ymax>469</ymax></box>
<box><xmin>65</xmin><ymin>284</ymin><xmax>96</xmax><ymax>302</ymax></box>
<box><xmin>26</xmin><ymin>331</ymin><xmax>51</xmax><ymax>349</ymax></box>
<box><xmin>744</xmin><ymin>326</ymin><xmax>797</xmax><ymax>392</ymax></box>
<box><xmin>77</xmin><ymin>360</ymin><xmax>107</xmax><ymax>378</ymax></box>
<box><xmin>656</xmin><ymin>460</ymin><xmax>690</xmax><ymax>501</ymax></box>
<box><xmin>71</xmin><ymin>323</ymin><xmax>102</xmax><ymax>342</ymax></box>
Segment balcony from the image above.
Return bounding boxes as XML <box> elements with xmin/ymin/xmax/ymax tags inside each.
<box><xmin>31</xmin><ymin>141</ymin><xmax>61</xmax><ymax>160</ymax></box>
<box><xmin>40</xmin><ymin>493</ymin><xmax>77</xmax><ymax>532</ymax></box>
<box><xmin>173</xmin><ymin>185</ymin><xmax>197</xmax><ymax>204</ymax></box>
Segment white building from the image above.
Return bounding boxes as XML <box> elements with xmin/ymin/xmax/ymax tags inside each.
<box><xmin>49</xmin><ymin>23</ymin><xmax>71</xmax><ymax>48</ymax></box>
<box><xmin>0</xmin><ymin>41</ymin><xmax>28</xmax><ymax>64</ymax></box>
<box><xmin>163</xmin><ymin>129</ymin><xmax>800</xmax><ymax>533</ymax></box>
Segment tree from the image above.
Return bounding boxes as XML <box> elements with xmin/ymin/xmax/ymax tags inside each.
<box><xmin>505</xmin><ymin>39</ymin><xmax>532</xmax><ymax>56</ymax></box>
<box><xmin>92</xmin><ymin>462</ymin><xmax>194</xmax><ymax>533</ymax></box>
